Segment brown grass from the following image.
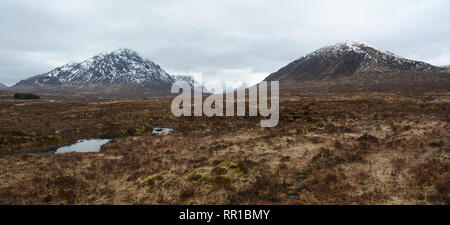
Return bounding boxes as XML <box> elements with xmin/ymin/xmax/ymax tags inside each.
<box><xmin>0</xmin><ymin>92</ymin><xmax>449</xmax><ymax>205</ymax></box>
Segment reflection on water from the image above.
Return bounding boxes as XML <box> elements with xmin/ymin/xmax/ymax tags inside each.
<box><xmin>152</xmin><ymin>128</ymin><xmax>173</xmax><ymax>135</ymax></box>
<box><xmin>55</xmin><ymin>139</ymin><xmax>111</xmax><ymax>154</ymax></box>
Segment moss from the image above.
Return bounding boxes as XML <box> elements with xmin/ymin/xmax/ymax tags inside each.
<box><xmin>142</xmin><ymin>173</ymin><xmax>163</xmax><ymax>187</ymax></box>
<box><xmin>232</xmin><ymin>168</ymin><xmax>246</xmax><ymax>177</ymax></box>
<box><xmin>219</xmin><ymin>161</ymin><xmax>238</xmax><ymax>169</ymax></box>
<box><xmin>47</xmin><ymin>135</ymin><xmax>62</xmax><ymax>143</ymax></box>
<box><xmin>215</xmin><ymin>175</ymin><xmax>232</xmax><ymax>183</ymax></box>
<box><xmin>219</xmin><ymin>161</ymin><xmax>246</xmax><ymax>177</ymax></box>
<box><xmin>198</xmin><ymin>174</ymin><xmax>214</xmax><ymax>183</ymax></box>
<box><xmin>184</xmin><ymin>168</ymin><xmax>199</xmax><ymax>176</ymax></box>
<box><xmin>185</xmin><ymin>168</ymin><xmax>204</xmax><ymax>182</ymax></box>
<box><xmin>186</xmin><ymin>164</ymin><xmax>246</xmax><ymax>185</ymax></box>
<box><xmin>120</xmin><ymin>124</ymin><xmax>149</xmax><ymax>136</ymax></box>
<box><xmin>135</xmin><ymin>125</ymin><xmax>149</xmax><ymax>135</ymax></box>
<box><xmin>186</xmin><ymin>168</ymin><xmax>214</xmax><ymax>183</ymax></box>
<box><xmin>0</xmin><ymin>135</ymin><xmax>34</xmax><ymax>145</ymax></box>
<box><xmin>146</xmin><ymin>115</ymin><xmax>161</xmax><ymax>122</ymax></box>
<box><xmin>295</xmin><ymin>119</ymin><xmax>306</xmax><ymax>124</ymax></box>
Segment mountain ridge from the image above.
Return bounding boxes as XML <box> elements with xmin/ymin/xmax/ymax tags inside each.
<box><xmin>264</xmin><ymin>41</ymin><xmax>449</xmax><ymax>93</ymax></box>
<box><xmin>11</xmin><ymin>49</ymin><xmax>183</xmax><ymax>98</ymax></box>
<box><xmin>15</xmin><ymin>49</ymin><xmax>174</xmax><ymax>87</ymax></box>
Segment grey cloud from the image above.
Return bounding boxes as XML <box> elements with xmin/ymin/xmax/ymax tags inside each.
<box><xmin>0</xmin><ymin>0</ymin><xmax>449</xmax><ymax>87</ymax></box>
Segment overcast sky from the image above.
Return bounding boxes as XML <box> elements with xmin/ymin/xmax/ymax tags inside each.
<box><xmin>1</xmin><ymin>0</ymin><xmax>449</xmax><ymax>88</ymax></box>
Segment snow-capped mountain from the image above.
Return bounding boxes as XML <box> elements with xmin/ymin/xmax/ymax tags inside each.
<box><xmin>266</xmin><ymin>41</ymin><xmax>443</xmax><ymax>81</ymax></box>
<box><xmin>11</xmin><ymin>49</ymin><xmax>182</xmax><ymax>98</ymax></box>
<box><xmin>265</xmin><ymin>41</ymin><xmax>449</xmax><ymax>92</ymax></box>
<box><xmin>15</xmin><ymin>49</ymin><xmax>174</xmax><ymax>87</ymax></box>
<box><xmin>0</xmin><ymin>83</ymin><xmax>7</xmax><ymax>89</ymax></box>
<box><xmin>172</xmin><ymin>75</ymin><xmax>210</xmax><ymax>93</ymax></box>
<box><xmin>172</xmin><ymin>75</ymin><xmax>196</xmax><ymax>88</ymax></box>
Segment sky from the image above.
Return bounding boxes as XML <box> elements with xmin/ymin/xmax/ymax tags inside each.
<box><xmin>0</xmin><ymin>0</ymin><xmax>449</xmax><ymax>89</ymax></box>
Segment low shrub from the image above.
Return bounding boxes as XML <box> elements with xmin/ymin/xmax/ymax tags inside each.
<box><xmin>14</xmin><ymin>93</ymin><xmax>40</xmax><ymax>99</ymax></box>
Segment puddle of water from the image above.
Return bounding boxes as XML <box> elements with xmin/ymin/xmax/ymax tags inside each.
<box><xmin>282</xmin><ymin>184</ymin><xmax>291</xmax><ymax>191</ymax></box>
<box><xmin>288</xmin><ymin>194</ymin><xmax>298</xmax><ymax>199</ymax></box>
<box><xmin>55</xmin><ymin>139</ymin><xmax>111</xmax><ymax>154</ymax></box>
<box><xmin>297</xmin><ymin>173</ymin><xmax>307</xmax><ymax>182</ymax></box>
<box><xmin>152</xmin><ymin>128</ymin><xmax>173</xmax><ymax>135</ymax></box>
<box><xmin>0</xmin><ymin>196</ymin><xmax>19</xmax><ymax>205</ymax></box>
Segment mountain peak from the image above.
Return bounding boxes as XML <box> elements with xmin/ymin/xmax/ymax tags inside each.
<box><xmin>108</xmin><ymin>48</ymin><xmax>141</xmax><ymax>57</ymax></box>
<box><xmin>326</xmin><ymin>40</ymin><xmax>372</xmax><ymax>50</ymax></box>
<box><xmin>267</xmin><ymin>41</ymin><xmax>442</xmax><ymax>82</ymax></box>
<box><xmin>264</xmin><ymin>42</ymin><xmax>449</xmax><ymax>92</ymax></box>
<box><xmin>15</xmin><ymin>48</ymin><xmax>174</xmax><ymax>88</ymax></box>
<box><xmin>309</xmin><ymin>41</ymin><xmax>398</xmax><ymax>60</ymax></box>
<box><xmin>90</xmin><ymin>48</ymin><xmax>142</xmax><ymax>62</ymax></box>
<box><xmin>113</xmin><ymin>48</ymin><xmax>136</xmax><ymax>53</ymax></box>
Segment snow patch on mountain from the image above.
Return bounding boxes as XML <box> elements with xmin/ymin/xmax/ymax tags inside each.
<box><xmin>17</xmin><ymin>48</ymin><xmax>174</xmax><ymax>87</ymax></box>
<box><xmin>300</xmin><ymin>41</ymin><xmax>439</xmax><ymax>74</ymax></box>
<box><xmin>172</xmin><ymin>75</ymin><xmax>210</xmax><ymax>93</ymax></box>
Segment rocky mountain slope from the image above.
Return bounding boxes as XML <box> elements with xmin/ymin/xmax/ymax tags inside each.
<box><xmin>172</xmin><ymin>75</ymin><xmax>210</xmax><ymax>93</ymax></box>
<box><xmin>0</xmin><ymin>83</ymin><xmax>7</xmax><ymax>89</ymax></box>
<box><xmin>265</xmin><ymin>41</ymin><xmax>449</xmax><ymax>93</ymax></box>
<box><xmin>11</xmin><ymin>49</ymin><xmax>178</xmax><ymax>98</ymax></box>
<box><xmin>173</xmin><ymin>75</ymin><xmax>196</xmax><ymax>89</ymax></box>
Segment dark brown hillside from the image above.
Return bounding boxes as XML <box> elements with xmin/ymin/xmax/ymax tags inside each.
<box><xmin>265</xmin><ymin>41</ymin><xmax>450</xmax><ymax>93</ymax></box>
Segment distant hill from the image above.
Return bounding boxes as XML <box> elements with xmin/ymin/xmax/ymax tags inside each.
<box><xmin>172</xmin><ymin>75</ymin><xmax>210</xmax><ymax>93</ymax></box>
<box><xmin>10</xmin><ymin>49</ymin><xmax>179</xmax><ymax>98</ymax></box>
<box><xmin>265</xmin><ymin>41</ymin><xmax>450</xmax><ymax>93</ymax></box>
<box><xmin>0</xmin><ymin>83</ymin><xmax>7</xmax><ymax>89</ymax></box>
